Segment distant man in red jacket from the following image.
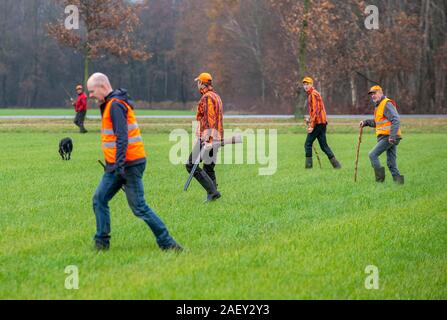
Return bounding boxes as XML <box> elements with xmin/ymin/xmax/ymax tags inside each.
<box><xmin>73</xmin><ymin>84</ymin><xmax>88</xmax><ymax>133</ymax></box>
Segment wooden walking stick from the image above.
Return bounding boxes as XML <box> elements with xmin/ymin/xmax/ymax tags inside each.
<box><xmin>354</xmin><ymin>126</ymin><xmax>363</xmax><ymax>182</ymax></box>
<box><xmin>303</xmin><ymin>117</ymin><xmax>322</xmax><ymax>169</ymax></box>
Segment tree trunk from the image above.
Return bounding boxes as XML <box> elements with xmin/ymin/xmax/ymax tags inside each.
<box><xmin>1</xmin><ymin>76</ymin><xmax>6</xmax><ymax>106</ymax></box>
<box><xmin>350</xmin><ymin>74</ymin><xmax>357</xmax><ymax>110</ymax></box>
<box><xmin>299</xmin><ymin>0</ymin><xmax>309</xmax><ymax>78</ymax></box>
<box><xmin>261</xmin><ymin>75</ymin><xmax>265</xmax><ymax>104</ymax></box>
<box><xmin>84</xmin><ymin>55</ymin><xmax>90</xmax><ymax>89</ymax></box>
<box><xmin>296</xmin><ymin>0</ymin><xmax>310</xmax><ymax>116</ymax></box>
<box><xmin>164</xmin><ymin>56</ymin><xmax>168</xmax><ymax>100</ymax></box>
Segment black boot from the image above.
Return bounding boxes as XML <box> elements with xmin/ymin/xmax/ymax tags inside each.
<box><xmin>329</xmin><ymin>157</ymin><xmax>341</xmax><ymax>169</ymax></box>
<box><xmin>305</xmin><ymin>157</ymin><xmax>313</xmax><ymax>169</ymax></box>
<box><xmin>161</xmin><ymin>242</ymin><xmax>184</xmax><ymax>252</ymax></box>
<box><xmin>208</xmin><ymin>177</ymin><xmax>220</xmax><ymax>201</ymax></box>
<box><xmin>211</xmin><ymin>177</ymin><xmax>218</xmax><ymax>189</ymax></box>
<box><xmin>194</xmin><ymin>171</ymin><xmax>221</xmax><ymax>202</ymax></box>
<box><xmin>393</xmin><ymin>175</ymin><xmax>405</xmax><ymax>185</ymax></box>
<box><xmin>374</xmin><ymin>167</ymin><xmax>385</xmax><ymax>183</ymax></box>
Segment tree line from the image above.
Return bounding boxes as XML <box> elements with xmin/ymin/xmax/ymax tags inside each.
<box><xmin>0</xmin><ymin>0</ymin><xmax>445</xmax><ymax>114</ymax></box>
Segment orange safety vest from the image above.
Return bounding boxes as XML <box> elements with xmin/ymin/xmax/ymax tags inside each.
<box><xmin>374</xmin><ymin>98</ymin><xmax>402</xmax><ymax>137</ymax></box>
<box><xmin>101</xmin><ymin>98</ymin><xmax>146</xmax><ymax>164</ymax></box>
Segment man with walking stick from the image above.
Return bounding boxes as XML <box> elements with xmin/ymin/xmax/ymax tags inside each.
<box><xmin>302</xmin><ymin>77</ymin><xmax>341</xmax><ymax>169</ymax></box>
<box><xmin>359</xmin><ymin>85</ymin><xmax>405</xmax><ymax>184</ymax></box>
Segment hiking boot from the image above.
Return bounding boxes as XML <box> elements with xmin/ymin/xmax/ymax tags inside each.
<box><xmin>374</xmin><ymin>167</ymin><xmax>385</xmax><ymax>183</ymax></box>
<box><xmin>393</xmin><ymin>175</ymin><xmax>405</xmax><ymax>185</ymax></box>
<box><xmin>329</xmin><ymin>157</ymin><xmax>342</xmax><ymax>169</ymax></box>
<box><xmin>305</xmin><ymin>157</ymin><xmax>313</xmax><ymax>169</ymax></box>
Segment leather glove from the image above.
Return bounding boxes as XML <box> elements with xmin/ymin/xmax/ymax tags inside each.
<box><xmin>116</xmin><ymin>167</ymin><xmax>127</xmax><ymax>185</ymax></box>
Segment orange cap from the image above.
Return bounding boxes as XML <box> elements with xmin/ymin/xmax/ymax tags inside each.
<box><xmin>302</xmin><ymin>77</ymin><xmax>314</xmax><ymax>85</ymax></box>
<box><xmin>195</xmin><ymin>73</ymin><xmax>213</xmax><ymax>84</ymax></box>
<box><xmin>368</xmin><ymin>85</ymin><xmax>383</xmax><ymax>94</ymax></box>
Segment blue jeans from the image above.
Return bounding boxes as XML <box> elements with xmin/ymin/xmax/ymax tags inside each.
<box><xmin>368</xmin><ymin>136</ymin><xmax>401</xmax><ymax>177</ymax></box>
<box><xmin>93</xmin><ymin>162</ymin><xmax>176</xmax><ymax>248</ymax></box>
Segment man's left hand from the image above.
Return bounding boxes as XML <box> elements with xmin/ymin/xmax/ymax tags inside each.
<box><xmin>307</xmin><ymin>127</ymin><xmax>314</xmax><ymax>134</ymax></box>
<box><xmin>389</xmin><ymin>138</ymin><xmax>396</xmax><ymax>145</ymax></box>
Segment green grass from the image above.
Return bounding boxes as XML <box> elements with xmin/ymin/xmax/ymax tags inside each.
<box><xmin>0</xmin><ymin>108</ymin><xmax>194</xmax><ymax>117</ymax></box>
<box><xmin>0</xmin><ymin>121</ymin><xmax>446</xmax><ymax>299</ymax></box>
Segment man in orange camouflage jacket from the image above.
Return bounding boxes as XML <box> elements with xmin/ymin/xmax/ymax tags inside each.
<box><xmin>186</xmin><ymin>72</ymin><xmax>224</xmax><ymax>203</ymax></box>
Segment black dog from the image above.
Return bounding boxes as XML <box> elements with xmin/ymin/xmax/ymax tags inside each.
<box><xmin>59</xmin><ymin>137</ymin><xmax>73</xmax><ymax>160</ymax></box>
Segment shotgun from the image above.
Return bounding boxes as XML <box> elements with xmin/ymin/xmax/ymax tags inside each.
<box><xmin>184</xmin><ymin>135</ymin><xmax>242</xmax><ymax>191</ymax></box>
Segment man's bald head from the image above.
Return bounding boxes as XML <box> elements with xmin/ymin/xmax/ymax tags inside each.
<box><xmin>87</xmin><ymin>73</ymin><xmax>113</xmax><ymax>101</ymax></box>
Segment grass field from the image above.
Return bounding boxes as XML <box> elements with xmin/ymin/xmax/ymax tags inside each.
<box><xmin>0</xmin><ymin>116</ymin><xmax>446</xmax><ymax>299</ymax></box>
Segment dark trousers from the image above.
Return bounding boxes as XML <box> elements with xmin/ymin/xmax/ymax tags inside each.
<box><xmin>92</xmin><ymin>163</ymin><xmax>176</xmax><ymax>248</ymax></box>
<box><xmin>186</xmin><ymin>141</ymin><xmax>218</xmax><ymax>183</ymax></box>
<box><xmin>74</xmin><ymin>110</ymin><xmax>87</xmax><ymax>132</ymax></box>
<box><xmin>304</xmin><ymin>124</ymin><xmax>335</xmax><ymax>159</ymax></box>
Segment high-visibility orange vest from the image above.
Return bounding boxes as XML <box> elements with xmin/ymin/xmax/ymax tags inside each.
<box><xmin>101</xmin><ymin>98</ymin><xmax>146</xmax><ymax>164</ymax></box>
<box><xmin>374</xmin><ymin>98</ymin><xmax>402</xmax><ymax>137</ymax></box>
